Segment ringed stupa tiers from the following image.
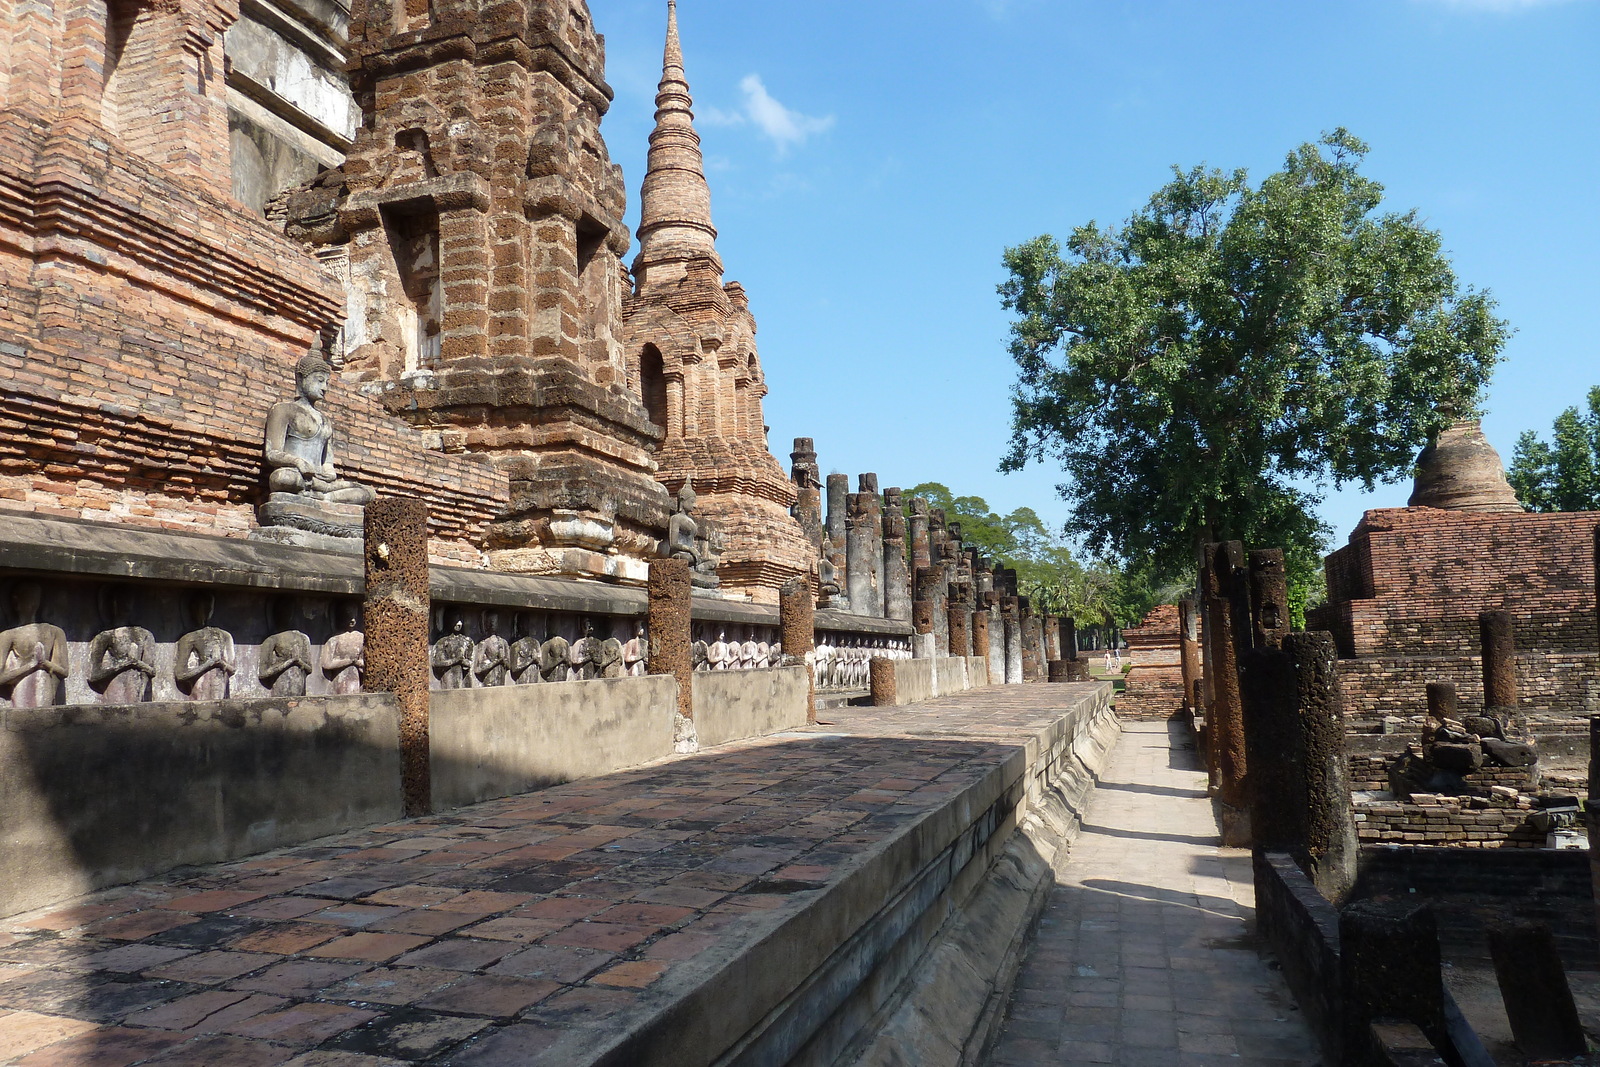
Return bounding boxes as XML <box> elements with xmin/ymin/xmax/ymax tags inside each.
<box><xmin>623</xmin><ymin>0</ymin><xmax>815</xmax><ymax>602</ymax></box>
<box><xmin>1407</xmin><ymin>418</ymin><xmax>1523</xmax><ymax>513</ymax></box>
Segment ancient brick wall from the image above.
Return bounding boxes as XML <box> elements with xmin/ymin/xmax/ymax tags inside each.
<box><xmin>1310</xmin><ymin>507</ymin><xmax>1599</xmax><ymax>658</ymax></box>
<box><xmin>0</xmin><ymin>0</ymin><xmax>510</xmax><ymax>567</ymax></box>
<box><xmin>1334</xmin><ymin>652</ymin><xmax>1600</xmax><ymax>720</ymax></box>
<box><xmin>1312</xmin><ymin>507</ymin><xmax>1600</xmax><ymax>722</ymax></box>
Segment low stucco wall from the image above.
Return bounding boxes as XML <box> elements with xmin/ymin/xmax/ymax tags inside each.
<box><xmin>1</xmin><ymin>695</ymin><xmax>404</xmax><ymax>919</ymax></box>
<box><xmin>430</xmin><ymin>675</ymin><xmax>678</xmax><ymax>811</ymax></box>
<box><xmin>875</xmin><ymin>656</ymin><xmax>990</xmax><ymax>706</ymax></box>
<box><xmin>691</xmin><ymin>666</ymin><xmax>810</xmax><ymax>748</ymax></box>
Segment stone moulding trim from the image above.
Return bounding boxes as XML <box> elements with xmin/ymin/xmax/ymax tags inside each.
<box><xmin>18</xmin><ymin>172</ymin><xmax>341</xmax><ymax>330</ymax></box>
<box><xmin>352</xmin><ymin>27</ymin><xmax>612</xmax><ymax>111</ymax></box>
<box><xmin>0</xmin><ymin>512</ymin><xmax>916</xmax><ymax>632</ymax></box>
<box><xmin>340</xmin><ymin>172</ymin><xmax>493</xmax><ymax>230</ymax></box>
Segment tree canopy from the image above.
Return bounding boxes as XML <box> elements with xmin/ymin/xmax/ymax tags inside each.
<box><xmin>997</xmin><ymin>129</ymin><xmax>1509</xmax><ymax>598</ymax></box>
<box><xmin>1508</xmin><ymin>386</ymin><xmax>1600</xmax><ymax>513</ymax></box>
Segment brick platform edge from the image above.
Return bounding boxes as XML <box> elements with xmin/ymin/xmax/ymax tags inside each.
<box><xmin>848</xmin><ymin>684</ymin><xmax>1121</xmax><ymax>1064</ymax></box>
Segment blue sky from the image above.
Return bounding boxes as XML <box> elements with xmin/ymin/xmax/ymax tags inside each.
<box><xmin>592</xmin><ymin>0</ymin><xmax>1598</xmax><ymax>559</ymax></box>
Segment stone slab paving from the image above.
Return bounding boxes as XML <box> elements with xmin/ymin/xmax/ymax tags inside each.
<box><xmin>988</xmin><ymin>719</ymin><xmax>1324</xmax><ymax>1067</ymax></box>
<box><xmin>0</xmin><ymin>683</ymin><xmax>1101</xmax><ymax>1067</ymax></box>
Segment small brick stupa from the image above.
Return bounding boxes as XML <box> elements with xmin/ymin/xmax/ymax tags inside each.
<box><xmin>622</xmin><ymin>1</ymin><xmax>813</xmax><ymax>602</ymax></box>
<box><xmin>1118</xmin><ymin>603</ymin><xmax>1188</xmax><ymax>721</ymax></box>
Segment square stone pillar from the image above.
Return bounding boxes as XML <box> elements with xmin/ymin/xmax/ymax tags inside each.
<box><xmin>364</xmin><ymin>497</ymin><xmax>432</xmax><ymax>816</ymax></box>
<box><xmin>779</xmin><ymin>576</ymin><xmax>816</xmax><ymax>724</ymax></box>
<box><xmin>649</xmin><ymin>558</ymin><xmax>695</xmax><ymax>752</ymax></box>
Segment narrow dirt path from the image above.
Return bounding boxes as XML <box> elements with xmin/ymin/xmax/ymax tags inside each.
<box><xmin>987</xmin><ymin>719</ymin><xmax>1324</xmax><ymax>1066</ymax></box>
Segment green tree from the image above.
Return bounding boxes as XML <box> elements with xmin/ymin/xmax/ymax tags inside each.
<box><xmin>998</xmin><ymin>130</ymin><xmax>1509</xmax><ymax>603</ymax></box>
<box><xmin>1508</xmin><ymin>387</ymin><xmax>1600</xmax><ymax>512</ymax></box>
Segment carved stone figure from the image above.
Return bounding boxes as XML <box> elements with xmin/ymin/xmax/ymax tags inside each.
<box><xmin>708</xmin><ymin>630</ymin><xmax>731</xmax><ymax>670</ymax></box>
<box><xmin>691</xmin><ymin>639</ymin><xmax>709</xmax><ymax>671</ymax></box>
<box><xmin>755</xmin><ymin>640</ymin><xmax>770</xmax><ymax>670</ymax></box>
<box><xmin>174</xmin><ymin>592</ymin><xmax>237</xmax><ymax>700</ymax></box>
<box><xmin>817</xmin><ymin>536</ymin><xmax>840</xmax><ymax>603</ymax></box>
<box><xmin>568</xmin><ymin>619</ymin><xmax>600</xmax><ymax>680</ymax></box>
<box><xmin>263</xmin><ymin>352</ymin><xmax>375</xmax><ymax>505</ymax></box>
<box><xmin>0</xmin><ymin>581</ymin><xmax>68</xmax><ymax>708</ymax></box>
<box><xmin>623</xmin><ymin>623</ymin><xmax>647</xmax><ymax>676</ymax></box>
<box><xmin>88</xmin><ymin>586</ymin><xmax>156</xmax><ymax>704</ymax></box>
<box><xmin>257</xmin><ymin>351</ymin><xmax>375</xmax><ymax>547</ymax></box>
<box><xmin>538</xmin><ymin>634</ymin><xmax>571</xmax><ymax>683</ymax></box>
<box><xmin>432</xmin><ymin>612</ymin><xmax>473</xmax><ymax>689</ymax></box>
<box><xmin>597</xmin><ymin>637</ymin><xmax>625</xmax><ymax>678</ymax></box>
<box><xmin>259</xmin><ymin>598</ymin><xmax>312</xmax><ymax>697</ymax></box>
<box><xmin>321</xmin><ymin>603</ymin><xmax>365</xmax><ymax>694</ymax></box>
<box><xmin>739</xmin><ymin>637</ymin><xmax>759</xmax><ymax>670</ymax></box>
<box><xmin>474</xmin><ymin>609</ymin><xmax>511</xmax><ymax>687</ymax></box>
<box><xmin>508</xmin><ymin>612</ymin><xmax>542</xmax><ymax>684</ymax></box>
<box><xmin>661</xmin><ymin>480</ymin><xmax>702</xmax><ymax>567</ymax></box>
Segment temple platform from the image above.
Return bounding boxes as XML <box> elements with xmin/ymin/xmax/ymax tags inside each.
<box><xmin>0</xmin><ymin>683</ymin><xmax>1116</xmax><ymax>1066</ymax></box>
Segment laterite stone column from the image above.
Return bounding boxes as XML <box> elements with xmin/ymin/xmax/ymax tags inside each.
<box><xmin>971</xmin><ymin>610</ymin><xmax>991</xmax><ymax>681</ymax></box>
<box><xmin>869</xmin><ymin>657</ymin><xmax>897</xmax><ymax>707</ymax></box>
<box><xmin>779</xmin><ymin>576</ymin><xmax>816</xmax><ymax>724</ymax></box>
<box><xmin>1285</xmin><ymin>631</ymin><xmax>1357</xmax><ymax>901</ymax></box>
<box><xmin>649</xmin><ymin>558</ymin><xmax>696</xmax><ymax>752</ymax></box>
<box><xmin>1205</xmin><ymin>541</ymin><xmax>1250</xmax><ymax>842</ymax></box>
<box><xmin>1247</xmin><ymin>548</ymin><xmax>1290</xmax><ymax>649</ymax></box>
<box><xmin>364</xmin><ymin>497</ymin><xmax>432</xmax><ymax>817</ymax></box>
<box><xmin>1480</xmin><ymin>609</ymin><xmax>1517</xmax><ymax>716</ymax></box>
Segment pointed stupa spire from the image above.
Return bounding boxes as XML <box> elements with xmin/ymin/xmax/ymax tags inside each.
<box><xmin>635</xmin><ymin>0</ymin><xmax>721</xmax><ymax>280</ymax></box>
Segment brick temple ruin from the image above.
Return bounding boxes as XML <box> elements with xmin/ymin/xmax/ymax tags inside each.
<box><xmin>4</xmin><ymin>0</ymin><xmax>1599</xmax><ymax>1062</ymax></box>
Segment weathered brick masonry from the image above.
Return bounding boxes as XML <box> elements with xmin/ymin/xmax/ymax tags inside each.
<box><xmin>0</xmin><ymin>0</ymin><xmax>507</xmax><ymax>564</ymax></box>
<box><xmin>1311</xmin><ymin>507</ymin><xmax>1600</xmax><ymax>719</ymax></box>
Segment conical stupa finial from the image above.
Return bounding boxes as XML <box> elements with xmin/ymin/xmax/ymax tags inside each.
<box><xmin>635</xmin><ymin>0</ymin><xmax>719</xmax><ymax>279</ymax></box>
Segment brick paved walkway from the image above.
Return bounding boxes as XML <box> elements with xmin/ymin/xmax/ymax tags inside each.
<box><xmin>988</xmin><ymin>719</ymin><xmax>1323</xmax><ymax>1067</ymax></box>
<box><xmin>0</xmin><ymin>684</ymin><xmax>1102</xmax><ymax>1067</ymax></box>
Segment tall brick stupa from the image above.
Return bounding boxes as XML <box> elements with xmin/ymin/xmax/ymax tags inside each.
<box><xmin>623</xmin><ymin>0</ymin><xmax>814</xmax><ymax>602</ymax></box>
<box><xmin>281</xmin><ymin>0</ymin><xmax>675</xmax><ymax>583</ymax></box>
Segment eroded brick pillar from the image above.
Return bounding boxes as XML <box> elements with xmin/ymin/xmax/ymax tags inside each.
<box><xmin>649</xmin><ymin>558</ymin><xmax>695</xmax><ymax>752</ymax></box>
<box><xmin>1426</xmin><ymin>681</ymin><xmax>1457</xmax><ymax>722</ymax></box>
<box><xmin>1285</xmin><ymin>631</ymin><xmax>1357</xmax><ymax>901</ymax></box>
<box><xmin>364</xmin><ymin>497</ymin><xmax>431</xmax><ymax>817</ymax></box>
<box><xmin>882</xmin><ymin>488</ymin><xmax>912</xmax><ymax>624</ymax></box>
<box><xmin>1204</xmin><ymin>541</ymin><xmax>1249</xmax><ymax>840</ymax></box>
<box><xmin>1044</xmin><ymin>616</ymin><xmax>1062</xmax><ymax>664</ymax></box>
<box><xmin>1480</xmin><ymin>609</ymin><xmax>1517</xmax><ymax>714</ymax></box>
<box><xmin>869</xmin><ymin>657</ymin><xmax>897</xmax><ymax>707</ymax></box>
<box><xmin>912</xmin><ymin>573</ymin><xmax>937</xmax><ymax>661</ymax></box>
<box><xmin>1001</xmin><ymin>596</ymin><xmax>1023</xmax><ymax>684</ymax></box>
<box><xmin>1247</xmin><ymin>548</ymin><xmax>1290</xmax><ymax>649</ymax></box>
<box><xmin>1240</xmin><ymin>644</ymin><xmax>1299</xmax><ymax>853</ymax></box>
<box><xmin>779</xmin><ymin>576</ymin><xmax>816</xmax><ymax>724</ymax></box>
<box><xmin>1179</xmin><ymin>598</ymin><xmax>1201</xmax><ymax>711</ymax></box>
<box><xmin>1019</xmin><ymin>598</ymin><xmax>1040</xmax><ymax>682</ymax></box>
<box><xmin>971</xmin><ymin>610</ymin><xmax>991</xmax><ymax>681</ymax></box>
<box><xmin>948</xmin><ymin>605</ymin><xmax>971</xmax><ymax>661</ymax></box>
<box><xmin>826</xmin><ymin>474</ymin><xmax>849</xmax><ymax>607</ymax></box>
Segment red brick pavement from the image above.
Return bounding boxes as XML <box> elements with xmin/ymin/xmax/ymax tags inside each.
<box><xmin>0</xmin><ymin>684</ymin><xmax>1103</xmax><ymax>1066</ymax></box>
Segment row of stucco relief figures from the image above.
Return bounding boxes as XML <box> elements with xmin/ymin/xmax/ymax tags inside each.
<box><xmin>431</xmin><ymin>613</ymin><xmax>647</xmax><ymax>688</ymax></box>
<box><xmin>0</xmin><ymin>583</ymin><xmax>368</xmax><ymax>707</ymax></box>
<box><xmin>815</xmin><ymin>637</ymin><xmax>911</xmax><ymax>691</ymax></box>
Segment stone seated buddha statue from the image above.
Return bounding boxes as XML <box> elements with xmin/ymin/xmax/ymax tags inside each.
<box><xmin>256</xmin><ymin>349</ymin><xmax>374</xmax><ymax>549</ymax></box>
<box><xmin>659</xmin><ymin>479</ymin><xmax>720</xmax><ymax>589</ymax></box>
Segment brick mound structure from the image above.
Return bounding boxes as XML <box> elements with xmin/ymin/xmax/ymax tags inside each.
<box><xmin>1312</xmin><ymin>506</ymin><xmax>1600</xmax><ymax>725</ymax></box>
<box><xmin>620</xmin><ymin>5</ymin><xmax>813</xmax><ymax>602</ymax></box>
<box><xmin>1116</xmin><ymin>603</ymin><xmax>1187</xmax><ymax>721</ymax></box>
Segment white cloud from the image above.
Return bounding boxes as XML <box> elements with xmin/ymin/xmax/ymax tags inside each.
<box><xmin>1418</xmin><ymin>0</ymin><xmax>1592</xmax><ymax>11</ymax></box>
<box><xmin>701</xmin><ymin>75</ymin><xmax>834</xmax><ymax>155</ymax></box>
